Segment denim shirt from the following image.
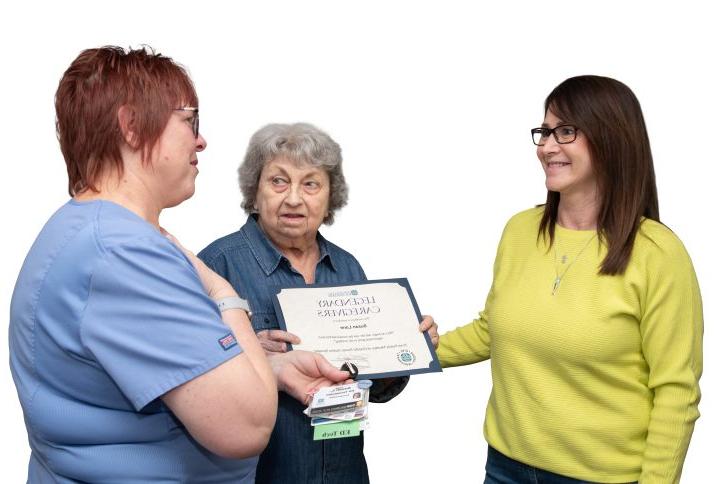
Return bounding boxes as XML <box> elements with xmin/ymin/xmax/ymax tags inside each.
<box><xmin>200</xmin><ymin>216</ymin><xmax>407</xmax><ymax>484</ymax></box>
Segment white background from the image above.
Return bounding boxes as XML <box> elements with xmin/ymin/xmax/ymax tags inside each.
<box><xmin>2</xmin><ymin>1</ymin><xmax>722</xmax><ymax>482</ymax></box>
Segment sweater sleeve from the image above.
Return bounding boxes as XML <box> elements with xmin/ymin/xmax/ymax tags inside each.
<box><xmin>435</xmin><ymin>301</ymin><xmax>492</xmax><ymax>368</ymax></box>
<box><xmin>638</xmin><ymin>234</ymin><xmax>703</xmax><ymax>483</ymax></box>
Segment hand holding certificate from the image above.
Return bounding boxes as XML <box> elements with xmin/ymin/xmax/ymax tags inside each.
<box><xmin>273</xmin><ymin>278</ymin><xmax>441</xmax><ymax>379</ymax></box>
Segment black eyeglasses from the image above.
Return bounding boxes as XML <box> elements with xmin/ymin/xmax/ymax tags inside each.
<box><xmin>176</xmin><ymin>107</ymin><xmax>199</xmax><ymax>138</ymax></box>
<box><xmin>531</xmin><ymin>125</ymin><xmax>578</xmax><ymax>146</ymax></box>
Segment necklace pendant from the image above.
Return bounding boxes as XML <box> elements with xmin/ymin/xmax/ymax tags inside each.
<box><xmin>552</xmin><ymin>277</ymin><xmax>561</xmax><ymax>295</ymax></box>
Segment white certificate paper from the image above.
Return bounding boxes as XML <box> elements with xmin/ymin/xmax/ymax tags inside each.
<box><xmin>273</xmin><ymin>278</ymin><xmax>441</xmax><ymax>379</ymax></box>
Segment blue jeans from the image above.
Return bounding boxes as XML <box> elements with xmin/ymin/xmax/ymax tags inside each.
<box><xmin>484</xmin><ymin>446</ymin><xmax>637</xmax><ymax>484</ymax></box>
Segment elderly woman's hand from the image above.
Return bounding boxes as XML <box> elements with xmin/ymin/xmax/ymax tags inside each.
<box><xmin>257</xmin><ymin>329</ymin><xmax>301</xmax><ymax>354</ymax></box>
<box><xmin>419</xmin><ymin>315</ymin><xmax>439</xmax><ymax>349</ymax></box>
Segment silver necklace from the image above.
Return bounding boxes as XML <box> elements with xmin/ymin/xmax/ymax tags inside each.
<box><xmin>551</xmin><ymin>234</ymin><xmax>597</xmax><ymax>295</ymax></box>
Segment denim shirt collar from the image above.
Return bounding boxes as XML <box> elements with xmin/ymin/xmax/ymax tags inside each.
<box><xmin>240</xmin><ymin>215</ymin><xmax>337</xmax><ymax>276</ymax></box>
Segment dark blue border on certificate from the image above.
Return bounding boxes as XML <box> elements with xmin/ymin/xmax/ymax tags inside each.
<box><xmin>272</xmin><ymin>278</ymin><xmax>442</xmax><ymax>380</ymax></box>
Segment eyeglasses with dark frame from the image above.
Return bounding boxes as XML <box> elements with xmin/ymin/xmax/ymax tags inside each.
<box><xmin>176</xmin><ymin>107</ymin><xmax>199</xmax><ymax>138</ymax></box>
<box><xmin>531</xmin><ymin>125</ymin><xmax>578</xmax><ymax>146</ymax></box>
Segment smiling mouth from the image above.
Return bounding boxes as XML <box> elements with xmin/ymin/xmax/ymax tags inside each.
<box><xmin>190</xmin><ymin>160</ymin><xmax>198</xmax><ymax>166</ymax></box>
<box><xmin>546</xmin><ymin>161</ymin><xmax>571</xmax><ymax>168</ymax></box>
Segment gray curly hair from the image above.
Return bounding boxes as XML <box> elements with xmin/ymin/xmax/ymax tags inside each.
<box><xmin>238</xmin><ymin>122</ymin><xmax>348</xmax><ymax>225</ymax></box>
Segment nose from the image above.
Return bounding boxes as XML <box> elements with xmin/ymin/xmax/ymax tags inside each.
<box><xmin>284</xmin><ymin>184</ymin><xmax>303</xmax><ymax>206</ymax></box>
<box><xmin>196</xmin><ymin>133</ymin><xmax>207</xmax><ymax>152</ymax></box>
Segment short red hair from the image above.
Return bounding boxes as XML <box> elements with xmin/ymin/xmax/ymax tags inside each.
<box><xmin>55</xmin><ymin>46</ymin><xmax>198</xmax><ymax>195</ymax></box>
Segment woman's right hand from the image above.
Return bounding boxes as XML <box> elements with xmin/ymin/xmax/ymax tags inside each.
<box><xmin>267</xmin><ymin>351</ymin><xmax>351</xmax><ymax>405</ymax></box>
<box><xmin>257</xmin><ymin>330</ymin><xmax>301</xmax><ymax>354</ymax></box>
<box><xmin>161</xmin><ymin>228</ymin><xmax>237</xmax><ymax>300</ymax></box>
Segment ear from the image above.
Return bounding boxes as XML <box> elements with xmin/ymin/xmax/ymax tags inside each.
<box><xmin>117</xmin><ymin>105</ymin><xmax>139</xmax><ymax>148</ymax></box>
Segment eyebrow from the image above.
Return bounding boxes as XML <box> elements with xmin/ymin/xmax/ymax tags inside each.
<box><xmin>267</xmin><ymin>163</ymin><xmax>324</xmax><ymax>177</ymax></box>
<box><xmin>267</xmin><ymin>165</ymin><xmax>290</xmax><ymax>177</ymax></box>
<box><xmin>540</xmin><ymin>122</ymin><xmax>571</xmax><ymax>129</ymax></box>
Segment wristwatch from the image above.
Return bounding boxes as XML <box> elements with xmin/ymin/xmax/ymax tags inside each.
<box><xmin>216</xmin><ymin>296</ymin><xmax>252</xmax><ymax>315</ymax></box>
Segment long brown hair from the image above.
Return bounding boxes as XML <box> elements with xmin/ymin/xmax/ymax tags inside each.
<box><xmin>537</xmin><ymin>75</ymin><xmax>659</xmax><ymax>275</ymax></box>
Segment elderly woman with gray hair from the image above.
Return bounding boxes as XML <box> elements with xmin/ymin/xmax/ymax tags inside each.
<box><xmin>200</xmin><ymin>122</ymin><xmax>438</xmax><ymax>483</ymax></box>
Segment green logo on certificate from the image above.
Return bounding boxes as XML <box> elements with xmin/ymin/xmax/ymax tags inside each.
<box><xmin>396</xmin><ymin>349</ymin><xmax>416</xmax><ymax>365</ymax></box>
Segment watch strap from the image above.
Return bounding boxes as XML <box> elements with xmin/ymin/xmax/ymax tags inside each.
<box><xmin>216</xmin><ymin>296</ymin><xmax>252</xmax><ymax>315</ymax></box>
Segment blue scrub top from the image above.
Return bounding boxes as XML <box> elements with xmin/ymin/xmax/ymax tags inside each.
<box><xmin>9</xmin><ymin>200</ymin><xmax>256</xmax><ymax>483</ymax></box>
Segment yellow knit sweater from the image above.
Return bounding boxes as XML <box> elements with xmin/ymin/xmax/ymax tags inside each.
<box><xmin>437</xmin><ymin>207</ymin><xmax>702</xmax><ymax>483</ymax></box>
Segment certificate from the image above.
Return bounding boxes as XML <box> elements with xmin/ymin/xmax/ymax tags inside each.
<box><xmin>273</xmin><ymin>278</ymin><xmax>441</xmax><ymax>379</ymax></box>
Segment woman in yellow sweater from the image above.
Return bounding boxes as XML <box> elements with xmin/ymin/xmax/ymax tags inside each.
<box><xmin>437</xmin><ymin>76</ymin><xmax>702</xmax><ymax>483</ymax></box>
